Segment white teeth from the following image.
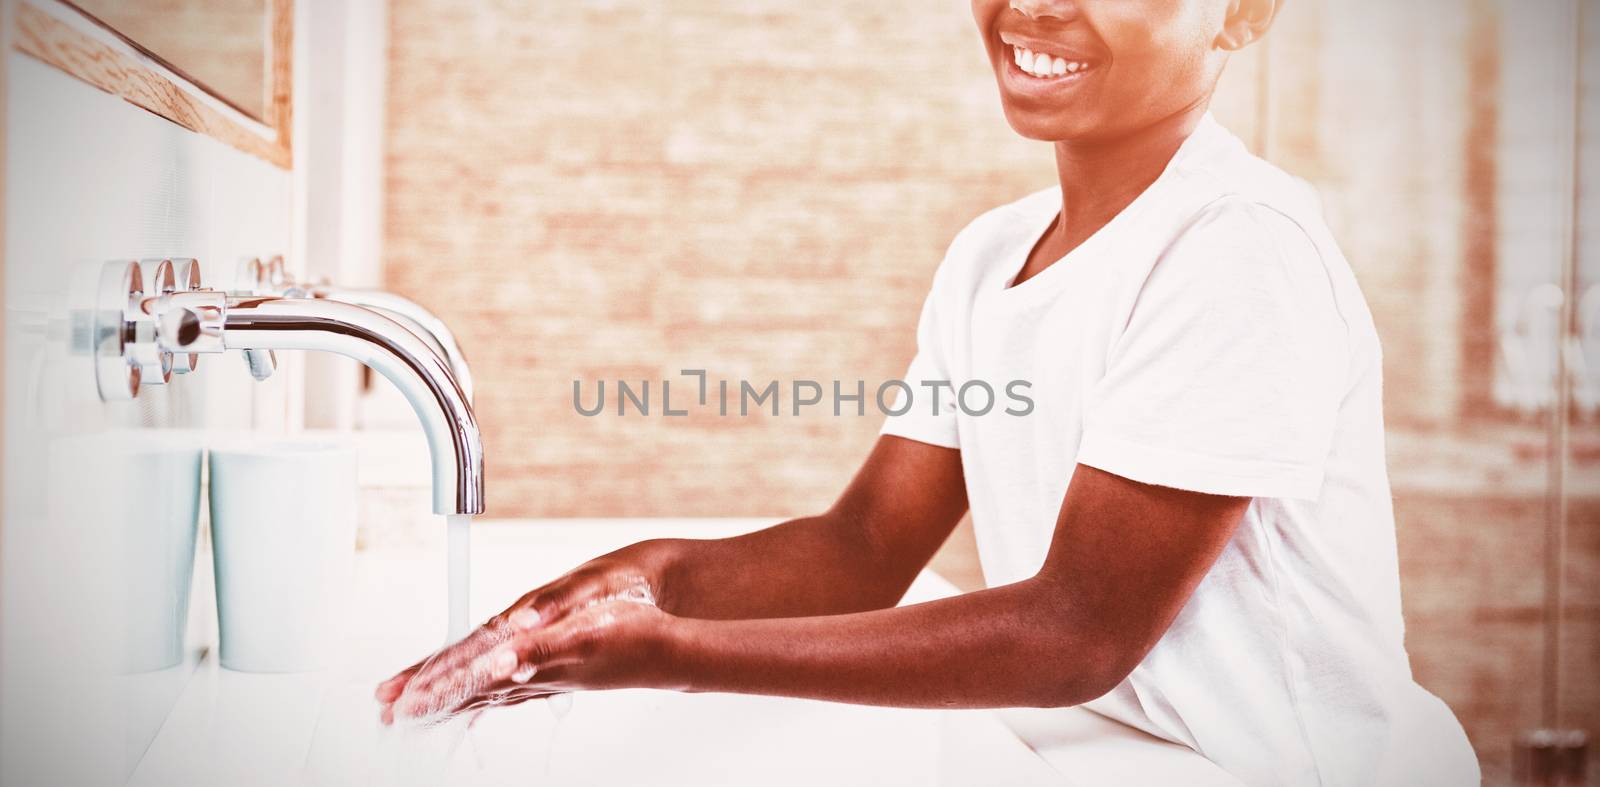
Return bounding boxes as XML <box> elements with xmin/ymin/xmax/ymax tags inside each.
<box><xmin>1011</xmin><ymin>45</ymin><xmax>1090</xmax><ymax>79</ymax></box>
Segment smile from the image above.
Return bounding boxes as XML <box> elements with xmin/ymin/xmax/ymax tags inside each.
<box><xmin>1010</xmin><ymin>45</ymin><xmax>1095</xmax><ymax>80</ymax></box>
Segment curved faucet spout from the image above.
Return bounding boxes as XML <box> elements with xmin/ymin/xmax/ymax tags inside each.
<box><xmin>221</xmin><ymin>297</ymin><xmax>484</xmax><ymax>515</ymax></box>
<box><xmin>302</xmin><ymin>287</ymin><xmax>474</xmax><ymax>405</ymax></box>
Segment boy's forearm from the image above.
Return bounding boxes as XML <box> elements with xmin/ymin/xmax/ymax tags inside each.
<box><xmin>656</xmin><ymin>514</ymin><xmax>922</xmax><ymax>620</ymax></box>
<box><xmin>661</xmin><ymin>579</ymin><xmax>1119</xmax><ymax>709</ymax></box>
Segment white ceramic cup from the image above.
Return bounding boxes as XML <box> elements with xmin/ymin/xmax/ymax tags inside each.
<box><xmin>45</xmin><ymin>430</ymin><xmax>205</xmax><ymax>675</ymax></box>
<box><xmin>209</xmin><ymin>439</ymin><xmax>357</xmax><ymax>673</ymax></box>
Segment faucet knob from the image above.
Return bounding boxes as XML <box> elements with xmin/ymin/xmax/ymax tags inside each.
<box><xmin>85</xmin><ymin>258</ymin><xmax>308</xmax><ymax>401</ymax></box>
<box><xmin>234</xmin><ymin>256</ymin><xmax>267</xmax><ymax>296</ymax></box>
<box><xmin>153</xmin><ymin>288</ymin><xmax>274</xmax><ymax>381</ymax></box>
<box><xmin>169</xmin><ymin>259</ymin><xmax>205</xmax><ymax>374</ymax></box>
<box><xmin>90</xmin><ymin>260</ymin><xmax>143</xmax><ymax>401</ymax></box>
<box><xmin>86</xmin><ymin>259</ymin><xmax>236</xmax><ymax>402</ymax></box>
<box><xmin>158</xmin><ymin>289</ymin><xmax>226</xmax><ymax>356</ymax></box>
<box><xmin>264</xmin><ymin>255</ymin><xmax>289</xmax><ymax>289</ymax></box>
<box><xmin>133</xmin><ymin>259</ymin><xmax>177</xmax><ymax>386</ymax></box>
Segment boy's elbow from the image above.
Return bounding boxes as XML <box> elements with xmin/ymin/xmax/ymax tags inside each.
<box><xmin>1016</xmin><ymin>584</ymin><xmax>1144</xmax><ymax>708</ymax></box>
<box><xmin>1031</xmin><ymin>648</ymin><xmax>1138</xmax><ymax>708</ymax></box>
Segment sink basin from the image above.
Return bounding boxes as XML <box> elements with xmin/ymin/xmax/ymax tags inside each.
<box><xmin>126</xmin><ymin>519</ymin><xmax>1232</xmax><ymax>786</ymax></box>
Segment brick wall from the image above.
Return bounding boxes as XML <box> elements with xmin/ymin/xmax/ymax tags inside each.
<box><xmin>383</xmin><ymin>1</ymin><xmax>1596</xmax><ymax>782</ymax></box>
<box><xmin>384</xmin><ymin>2</ymin><xmax>1055</xmax><ymax>519</ymax></box>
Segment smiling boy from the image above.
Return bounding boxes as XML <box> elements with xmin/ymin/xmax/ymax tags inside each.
<box><xmin>379</xmin><ymin>2</ymin><xmax>1479</xmax><ymax>784</ymax></box>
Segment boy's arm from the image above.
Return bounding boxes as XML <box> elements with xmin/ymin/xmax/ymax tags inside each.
<box><xmin>388</xmin><ymin>463</ymin><xmax>1247</xmax><ymax>719</ymax></box>
<box><xmin>523</xmin><ymin>435</ymin><xmax>969</xmax><ymax>621</ymax></box>
<box><xmin>666</xmin><ymin>465</ymin><xmax>1248</xmax><ymax>708</ymax></box>
<box><xmin>658</xmin><ymin>434</ymin><xmax>970</xmax><ymax>619</ymax></box>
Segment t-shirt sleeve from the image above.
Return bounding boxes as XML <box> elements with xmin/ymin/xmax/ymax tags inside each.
<box><xmin>1077</xmin><ymin>201</ymin><xmax>1349</xmax><ymax>501</ymax></box>
<box><xmin>880</xmin><ymin>273</ymin><xmax>961</xmax><ymax>449</ymax></box>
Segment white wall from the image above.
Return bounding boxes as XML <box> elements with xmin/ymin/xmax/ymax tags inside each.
<box><xmin>296</xmin><ymin>0</ymin><xmax>390</xmax><ymax>431</ymax></box>
<box><xmin>0</xmin><ymin>51</ymin><xmax>294</xmax><ymax>784</ymax></box>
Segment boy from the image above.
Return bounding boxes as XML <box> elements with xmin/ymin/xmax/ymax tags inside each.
<box><xmin>379</xmin><ymin>1</ymin><xmax>1480</xmax><ymax>783</ymax></box>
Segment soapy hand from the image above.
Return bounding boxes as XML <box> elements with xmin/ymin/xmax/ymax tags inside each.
<box><xmin>376</xmin><ymin>544</ymin><xmax>680</xmax><ymax>726</ymax></box>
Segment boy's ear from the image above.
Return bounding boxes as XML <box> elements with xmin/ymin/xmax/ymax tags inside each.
<box><xmin>1215</xmin><ymin>0</ymin><xmax>1279</xmax><ymax>51</ymax></box>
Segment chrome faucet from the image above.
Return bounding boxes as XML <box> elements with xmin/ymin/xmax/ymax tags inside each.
<box><xmin>242</xmin><ymin>257</ymin><xmax>475</xmax><ymax>404</ymax></box>
<box><xmin>207</xmin><ymin>295</ymin><xmax>482</xmax><ymax>515</ymax></box>
<box><xmin>90</xmin><ymin>259</ymin><xmax>484</xmax><ymax>516</ymax></box>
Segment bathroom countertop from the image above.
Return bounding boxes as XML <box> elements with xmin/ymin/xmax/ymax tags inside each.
<box><xmin>128</xmin><ymin>518</ymin><xmax>1238</xmax><ymax>786</ymax></box>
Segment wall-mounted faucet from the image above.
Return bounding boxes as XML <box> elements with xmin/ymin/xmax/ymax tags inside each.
<box><xmin>92</xmin><ymin>259</ymin><xmax>484</xmax><ymax>517</ymax></box>
<box><xmin>88</xmin><ymin>258</ymin><xmax>221</xmax><ymax>398</ymax></box>
<box><xmin>239</xmin><ymin>257</ymin><xmax>475</xmax><ymax>404</ymax></box>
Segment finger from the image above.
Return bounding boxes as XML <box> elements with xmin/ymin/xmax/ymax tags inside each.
<box><xmin>399</xmin><ymin>623</ymin><xmax>586</xmax><ymax>722</ymax></box>
<box><xmin>439</xmin><ymin>668</ymin><xmax>574</xmax><ymax>720</ymax></box>
<box><xmin>433</xmin><ymin>688</ymin><xmax>550</xmax><ymax>730</ymax></box>
<box><xmin>454</xmin><ymin>686</ymin><xmax>550</xmax><ymax>713</ymax></box>
<box><xmin>514</xmin><ymin>570</ymin><xmax>613</xmax><ymax>628</ymax></box>
<box><xmin>401</xmin><ymin>652</ymin><xmax>500</xmax><ymax>721</ymax></box>
<box><xmin>393</xmin><ymin>564</ymin><xmax>630</xmax><ymax>709</ymax></box>
<box><xmin>404</xmin><ymin>664</ymin><xmax>575</xmax><ymax>725</ymax></box>
<box><xmin>455</xmin><ymin>694</ymin><xmax>509</xmax><ymax>715</ymax></box>
<box><xmin>401</xmin><ymin>644</ymin><xmax>471</xmax><ymax>698</ymax></box>
<box><xmin>422</xmin><ymin>647</ymin><xmax>533</xmax><ymax>719</ymax></box>
<box><xmin>523</xmin><ymin>565</ymin><xmax>659</xmax><ymax>627</ymax></box>
<box><xmin>403</xmin><ymin>621</ymin><xmax>520</xmax><ymax>700</ymax></box>
<box><xmin>398</xmin><ymin>642</ymin><xmax>524</xmax><ymax>721</ymax></box>
<box><xmin>375</xmin><ymin>663</ymin><xmax>422</xmax><ymax>702</ymax></box>
<box><xmin>393</xmin><ymin>590</ymin><xmax>614</xmax><ymax>722</ymax></box>
<box><xmin>493</xmin><ymin>688</ymin><xmax>556</xmax><ymax>708</ymax></box>
<box><xmin>478</xmin><ymin>622</ymin><xmax>590</xmax><ymax>692</ymax></box>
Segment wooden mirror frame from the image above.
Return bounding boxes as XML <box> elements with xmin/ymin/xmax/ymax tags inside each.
<box><xmin>8</xmin><ymin>0</ymin><xmax>292</xmax><ymax>169</ymax></box>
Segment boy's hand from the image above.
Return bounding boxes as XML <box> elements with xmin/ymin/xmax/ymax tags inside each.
<box><xmin>375</xmin><ymin>539</ymin><xmax>681</xmax><ymax>724</ymax></box>
<box><xmin>379</xmin><ymin>596</ymin><xmax>676</xmax><ymax>725</ymax></box>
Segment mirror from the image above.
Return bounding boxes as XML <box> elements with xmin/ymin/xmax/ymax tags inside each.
<box><xmin>66</xmin><ymin>0</ymin><xmax>271</xmax><ymax>120</ymax></box>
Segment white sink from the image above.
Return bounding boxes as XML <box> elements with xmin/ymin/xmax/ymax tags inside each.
<box><xmin>127</xmin><ymin>519</ymin><xmax>1234</xmax><ymax>786</ymax></box>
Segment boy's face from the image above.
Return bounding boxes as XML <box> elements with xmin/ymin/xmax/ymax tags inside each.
<box><xmin>972</xmin><ymin>0</ymin><xmax>1232</xmax><ymax>143</ymax></box>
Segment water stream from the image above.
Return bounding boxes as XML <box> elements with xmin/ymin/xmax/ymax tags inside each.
<box><xmin>446</xmin><ymin>514</ymin><xmax>471</xmax><ymax>641</ymax></box>
<box><xmin>410</xmin><ymin>515</ymin><xmax>579</xmax><ymax>781</ymax></box>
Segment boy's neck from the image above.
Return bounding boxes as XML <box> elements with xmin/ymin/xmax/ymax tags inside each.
<box><xmin>1050</xmin><ymin>103</ymin><xmax>1209</xmax><ymax>253</ymax></box>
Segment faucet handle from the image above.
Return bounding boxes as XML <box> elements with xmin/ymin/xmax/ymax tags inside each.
<box><xmin>168</xmin><ymin>259</ymin><xmax>205</xmax><ymax>374</ymax></box>
<box><xmin>87</xmin><ymin>259</ymin><xmax>235</xmax><ymax>402</ymax></box>
<box><xmin>90</xmin><ymin>260</ymin><xmax>143</xmax><ymax>401</ymax></box>
<box><xmin>264</xmin><ymin>255</ymin><xmax>289</xmax><ymax>289</ymax></box>
<box><xmin>234</xmin><ymin>256</ymin><xmax>267</xmax><ymax>296</ymax></box>
<box><xmin>154</xmin><ymin>289</ymin><xmax>274</xmax><ymax>381</ymax></box>
<box><xmin>243</xmin><ymin>349</ymin><xmax>278</xmax><ymax>381</ymax></box>
<box><xmin>158</xmin><ymin>289</ymin><xmax>226</xmax><ymax>356</ymax></box>
<box><xmin>133</xmin><ymin>259</ymin><xmax>177</xmax><ymax>386</ymax></box>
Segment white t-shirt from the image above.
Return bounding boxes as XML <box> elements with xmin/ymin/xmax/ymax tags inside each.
<box><xmin>882</xmin><ymin>115</ymin><xmax>1479</xmax><ymax>787</ymax></box>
